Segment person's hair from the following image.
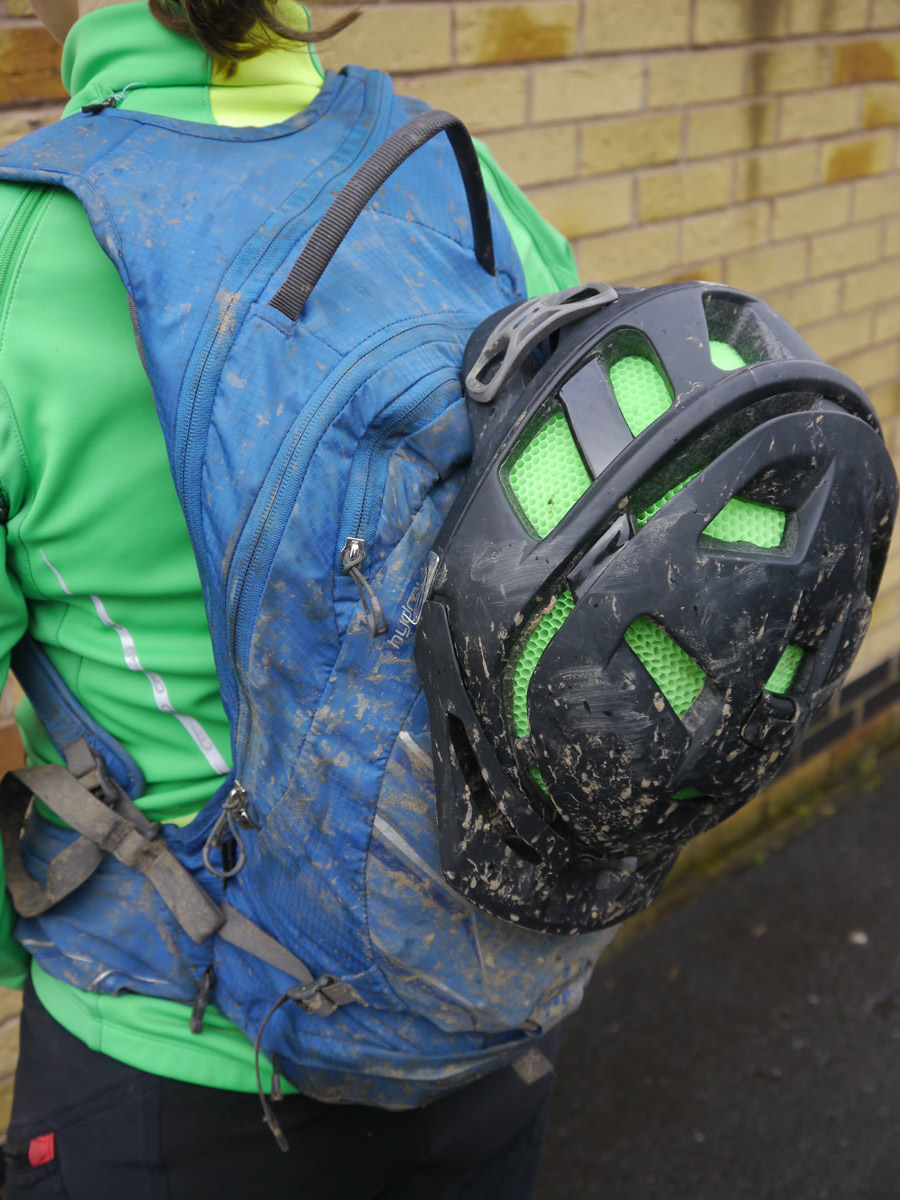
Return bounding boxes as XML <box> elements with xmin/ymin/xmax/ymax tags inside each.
<box><xmin>148</xmin><ymin>0</ymin><xmax>360</xmax><ymax>72</ymax></box>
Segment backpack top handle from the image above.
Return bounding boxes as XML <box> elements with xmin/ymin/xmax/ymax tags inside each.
<box><xmin>270</xmin><ymin>109</ymin><xmax>497</xmax><ymax>322</ymax></box>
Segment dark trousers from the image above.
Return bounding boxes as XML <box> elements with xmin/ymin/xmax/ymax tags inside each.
<box><xmin>4</xmin><ymin>979</ymin><xmax>559</xmax><ymax>1199</ymax></box>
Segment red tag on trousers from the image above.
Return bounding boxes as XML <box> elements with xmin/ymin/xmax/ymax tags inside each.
<box><xmin>28</xmin><ymin>1132</ymin><xmax>55</xmax><ymax>1167</ymax></box>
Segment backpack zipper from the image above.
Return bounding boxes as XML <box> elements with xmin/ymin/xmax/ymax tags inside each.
<box><xmin>226</xmin><ymin>317</ymin><xmax>471</xmax><ymax>672</ymax></box>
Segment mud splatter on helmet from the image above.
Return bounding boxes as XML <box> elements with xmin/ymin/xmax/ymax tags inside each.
<box><xmin>416</xmin><ymin>281</ymin><xmax>898</xmax><ymax>934</ymax></box>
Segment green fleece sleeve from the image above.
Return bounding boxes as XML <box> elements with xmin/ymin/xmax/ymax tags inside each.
<box><xmin>474</xmin><ymin>138</ymin><xmax>579</xmax><ymax>297</ymax></box>
<box><xmin>0</xmin><ymin>521</ymin><xmax>32</xmax><ymax>989</ymax></box>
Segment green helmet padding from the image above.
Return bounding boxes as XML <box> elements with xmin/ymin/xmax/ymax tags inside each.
<box><xmin>765</xmin><ymin>644</ymin><xmax>803</xmax><ymax>693</ymax></box>
<box><xmin>505</xmin><ymin>414</ymin><xmax>591</xmax><ymax>539</ymax></box>
<box><xmin>711</xmin><ymin>339</ymin><xmax>746</xmax><ymax>371</ymax></box>
<box><xmin>623</xmin><ymin>616</ymin><xmax>706</xmax><ymax>717</ymax></box>
<box><xmin>609</xmin><ymin>352</ymin><xmax>673</xmax><ymax>436</ymax></box>
<box><xmin>505</xmin><ymin>336</ymin><xmax>787</xmax><ymax>753</ymax></box>
<box><xmin>512</xmin><ymin>590</ymin><xmax>576</xmax><ymax>738</ymax></box>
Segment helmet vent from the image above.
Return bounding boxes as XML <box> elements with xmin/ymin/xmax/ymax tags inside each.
<box><xmin>606</xmin><ymin>333</ymin><xmax>673</xmax><ymax>436</ymax></box>
<box><xmin>447</xmin><ymin>715</ymin><xmax>541</xmax><ymax>864</ymax></box>
<box><xmin>504</xmin><ymin>413</ymin><xmax>590</xmax><ymax>539</ymax></box>
<box><xmin>623</xmin><ymin>616</ymin><xmax>706</xmax><ymax>718</ymax></box>
<box><xmin>710</xmin><ymin>339</ymin><xmax>745</xmax><ymax>371</ymax></box>
<box><xmin>765</xmin><ymin>644</ymin><xmax>804</xmax><ymax>694</ymax></box>
<box><xmin>704</xmin><ymin>495</ymin><xmax>786</xmax><ymax>548</ymax></box>
<box><xmin>635</xmin><ymin>473</ymin><xmax>787</xmax><ymax>550</ymax></box>
<box><xmin>511</xmin><ymin>590</ymin><xmax>576</xmax><ymax>738</ymax></box>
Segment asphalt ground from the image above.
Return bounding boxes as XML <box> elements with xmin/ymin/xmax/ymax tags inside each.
<box><xmin>537</xmin><ymin>754</ymin><xmax>900</xmax><ymax>1200</ymax></box>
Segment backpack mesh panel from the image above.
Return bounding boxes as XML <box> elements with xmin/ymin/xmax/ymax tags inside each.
<box><xmin>765</xmin><ymin>644</ymin><xmax>803</xmax><ymax>693</ymax></box>
<box><xmin>505</xmin><ymin>414</ymin><xmax>590</xmax><ymax>539</ymax></box>
<box><xmin>624</xmin><ymin>616</ymin><xmax>706</xmax><ymax>718</ymax></box>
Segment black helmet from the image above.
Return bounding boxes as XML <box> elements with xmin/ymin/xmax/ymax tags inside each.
<box><xmin>416</xmin><ymin>281</ymin><xmax>898</xmax><ymax>934</ymax></box>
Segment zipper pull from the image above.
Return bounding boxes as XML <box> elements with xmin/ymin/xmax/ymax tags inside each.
<box><xmin>82</xmin><ymin>81</ymin><xmax>148</xmax><ymax>115</ymax></box>
<box><xmin>341</xmin><ymin>538</ymin><xmax>388</xmax><ymax>638</ymax></box>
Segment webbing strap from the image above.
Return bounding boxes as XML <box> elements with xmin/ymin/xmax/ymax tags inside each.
<box><xmin>220</xmin><ymin>904</ymin><xmax>361</xmax><ymax>1016</ymax></box>
<box><xmin>2</xmin><ymin>761</ymin><xmax>223</xmax><ymax>944</ymax></box>
<box><xmin>0</xmin><ymin>771</ymin><xmax>103</xmax><ymax>919</ymax></box>
<box><xmin>269</xmin><ymin>109</ymin><xmax>496</xmax><ymax>321</ymax></box>
<box><xmin>1</xmin><ymin>754</ymin><xmax>360</xmax><ymax>1019</ymax></box>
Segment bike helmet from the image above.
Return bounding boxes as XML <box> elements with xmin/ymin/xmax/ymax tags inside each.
<box><xmin>416</xmin><ymin>281</ymin><xmax>898</xmax><ymax>934</ymax></box>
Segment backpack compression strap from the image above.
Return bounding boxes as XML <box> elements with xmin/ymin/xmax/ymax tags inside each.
<box><xmin>270</xmin><ymin>109</ymin><xmax>496</xmax><ymax>321</ymax></box>
<box><xmin>0</xmin><ymin>750</ymin><xmax>360</xmax><ymax>1011</ymax></box>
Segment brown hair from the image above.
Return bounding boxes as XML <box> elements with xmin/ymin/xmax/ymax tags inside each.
<box><xmin>148</xmin><ymin>0</ymin><xmax>359</xmax><ymax>72</ymax></box>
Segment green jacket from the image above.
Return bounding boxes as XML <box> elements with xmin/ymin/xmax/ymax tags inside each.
<box><xmin>0</xmin><ymin>1</ymin><xmax>578</xmax><ymax>1091</ymax></box>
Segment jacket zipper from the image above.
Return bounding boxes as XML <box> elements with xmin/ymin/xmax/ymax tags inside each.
<box><xmin>0</xmin><ymin>188</ymin><xmax>52</xmax><ymax>327</ymax></box>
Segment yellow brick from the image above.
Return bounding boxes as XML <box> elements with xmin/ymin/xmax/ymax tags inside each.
<box><xmin>483</xmin><ymin>125</ymin><xmax>577</xmax><ymax>187</ymax></box>
<box><xmin>0</xmin><ymin>1019</ymin><xmax>18</xmax><ymax>1080</ymax></box>
<box><xmin>833</xmin><ymin>38</ymin><xmax>900</xmax><ymax>85</ymax></box>
<box><xmin>802</xmin><ymin>311</ymin><xmax>875</xmax><ymax>360</ymax></box>
<box><xmin>875</xmin><ymin>299</ymin><xmax>900</xmax><ymax>343</ymax></box>
<box><xmin>772</xmin><ymin>184</ymin><xmax>852</xmax><ymax>240</ymax></box>
<box><xmin>580</xmin><ymin>113</ymin><xmax>681</xmax><ymax>174</ymax></box>
<box><xmin>847</xmin><ymin>620</ymin><xmax>900</xmax><ymax>682</ymax></box>
<box><xmin>694</xmin><ymin>0</ymin><xmax>789</xmax><ymax>44</ymax></box>
<box><xmin>584</xmin><ymin>0</ymin><xmax>691</xmax><ymax>52</ymax></box>
<box><xmin>648</xmin><ymin>49</ymin><xmax>747</xmax><ymax>108</ymax></box>
<box><xmin>886</xmin><ymin>217</ymin><xmax>900</xmax><ymax>256</ymax></box>
<box><xmin>767</xmin><ymin>278</ymin><xmax>842</xmax><ymax>326</ymax></box>
<box><xmin>872</xmin><ymin>0</ymin><xmax>900</xmax><ymax>27</ymax></box>
<box><xmin>0</xmin><ymin>106</ymin><xmax>59</xmax><ymax>148</ymax></box>
<box><xmin>687</xmin><ymin>100</ymin><xmax>776</xmax><ymax>158</ymax></box>
<box><xmin>2</xmin><ymin>0</ymin><xmax>32</xmax><ymax>14</ymax></box>
<box><xmin>844</xmin><ymin>261</ymin><xmax>900</xmax><ymax>310</ymax></box>
<box><xmin>833</xmin><ymin>342</ymin><xmax>900</xmax><ymax>389</ymax></box>
<box><xmin>533</xmin><ymin>59</ymin><xmax>644</xmax><ymax>123</ymax></box>
<box><xmin>871</xmin><ymin>587</ymin><xmax>900</xmax><ymax>631</ymax></box>
<box><xmin>526</xmin><ymin>176</ymin><xmax>632</xmax><ymax>238</ymax></box>
<box><xmin>823</xmin><ymin>133</ymin><xmax>894</xmax><ymax>183</ymax></box>
<box><xmin>726</xmin><ymin>241</ymin><xmax>807</xmax><ymax>295</ymax></box>
<box><xmin>0</xmin><ymin>989</ymin><xmax>20</xmax><ymax>1024</ymax></box>
<box><xmin>0</xmin><ymin>27</ymin><xmax>65</xmax><ymax>106</ymax></box>
<box><xmin>748</xmin><ymin>43</ymin><xmax>832</xmax><ymax>93</ymax></box>
<box><xmin>736</xmin><ymin>144</ymin><xmax>818</xmax><ymax>201</ymax></box>
<box><xmin>810</xmin><ymin>224</ymin><xmax>882</xmax><ymax>277</ymax></box>
<box><xmin>455</xmin><ymin>3</ymin><xmax>578</xmax><ymax>67</ymax></box>
<box><xmin>657</xmin><ymin>259</ymin><xmax>725</xmax><ymax>285</ymax></box>
<box><xmin>864</xmin><ymin>82</ymin><xmax>900</xmax><ymax>126</ymax></box>
<box><xmin>576</xmin><ymin>222</ymin><xmax>680</xmax><ymax>283</ymax></box>
<box><xmin>869</xmin><ymin>380</ymin><xmax>900</xmax><ymax>418</ymax></box>
<box><xmin>779</xmin><ymin>89</ymin><xmax>860</xmax><ymax>142</ymax></box>
<box><xmin>318</xmin><ymin>5</ymin><xmax>450</xmax><ymax>72</ymax></box>
<box><xmin>396</xmin><ymin>70</ymin><xmax>527</xmax><ymax>134</ymax></box>
<box><xmin>0</xmin><ymin>1078</ymin><xmax>11</xmax><ymax>1140</ymax></box>
<box><xmin>638</xmin><ymin>161</ymin><xmax>732</xmax><ymax>223</ymax></box>
<box><xmin>789</xmin><ymin>0</ymin><xmax>869</xmax><ymax>34</ymax></box>
<box><xmin>854</xmin><ymin>174</ymin><xmax>900</xmax><ymax>220</ymax></box>
<box><xmin>682</xmin><ymin>202</ymin><xmax>769</xmax><ymax>261</ymax></box>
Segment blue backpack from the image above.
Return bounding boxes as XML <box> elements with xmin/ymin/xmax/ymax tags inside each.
<box><xmin>0</xmin><ymin>67</ymin><xmax>614</xmax><ymax>1133</ymax></box>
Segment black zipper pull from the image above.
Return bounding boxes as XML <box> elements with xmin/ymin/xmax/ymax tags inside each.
<box><xmin>82</xmin><ymin>96</ymin><xmax>118</xmax><ymax>115</ymax></box>
<box><xmin>341</xmin><ymin>538</ymin><xmax>388</xmax><ymax>637</ymax></box>
<box><xmin>82</xmin><ymin>81</ymin><xmax>148</xmax><ymax>115</ymax></box>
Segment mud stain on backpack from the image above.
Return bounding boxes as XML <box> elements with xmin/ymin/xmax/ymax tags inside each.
<box><xmin>214</xmin><ymin>288</ymin><xmax>241</xmax><ymax>338</ymax></box>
